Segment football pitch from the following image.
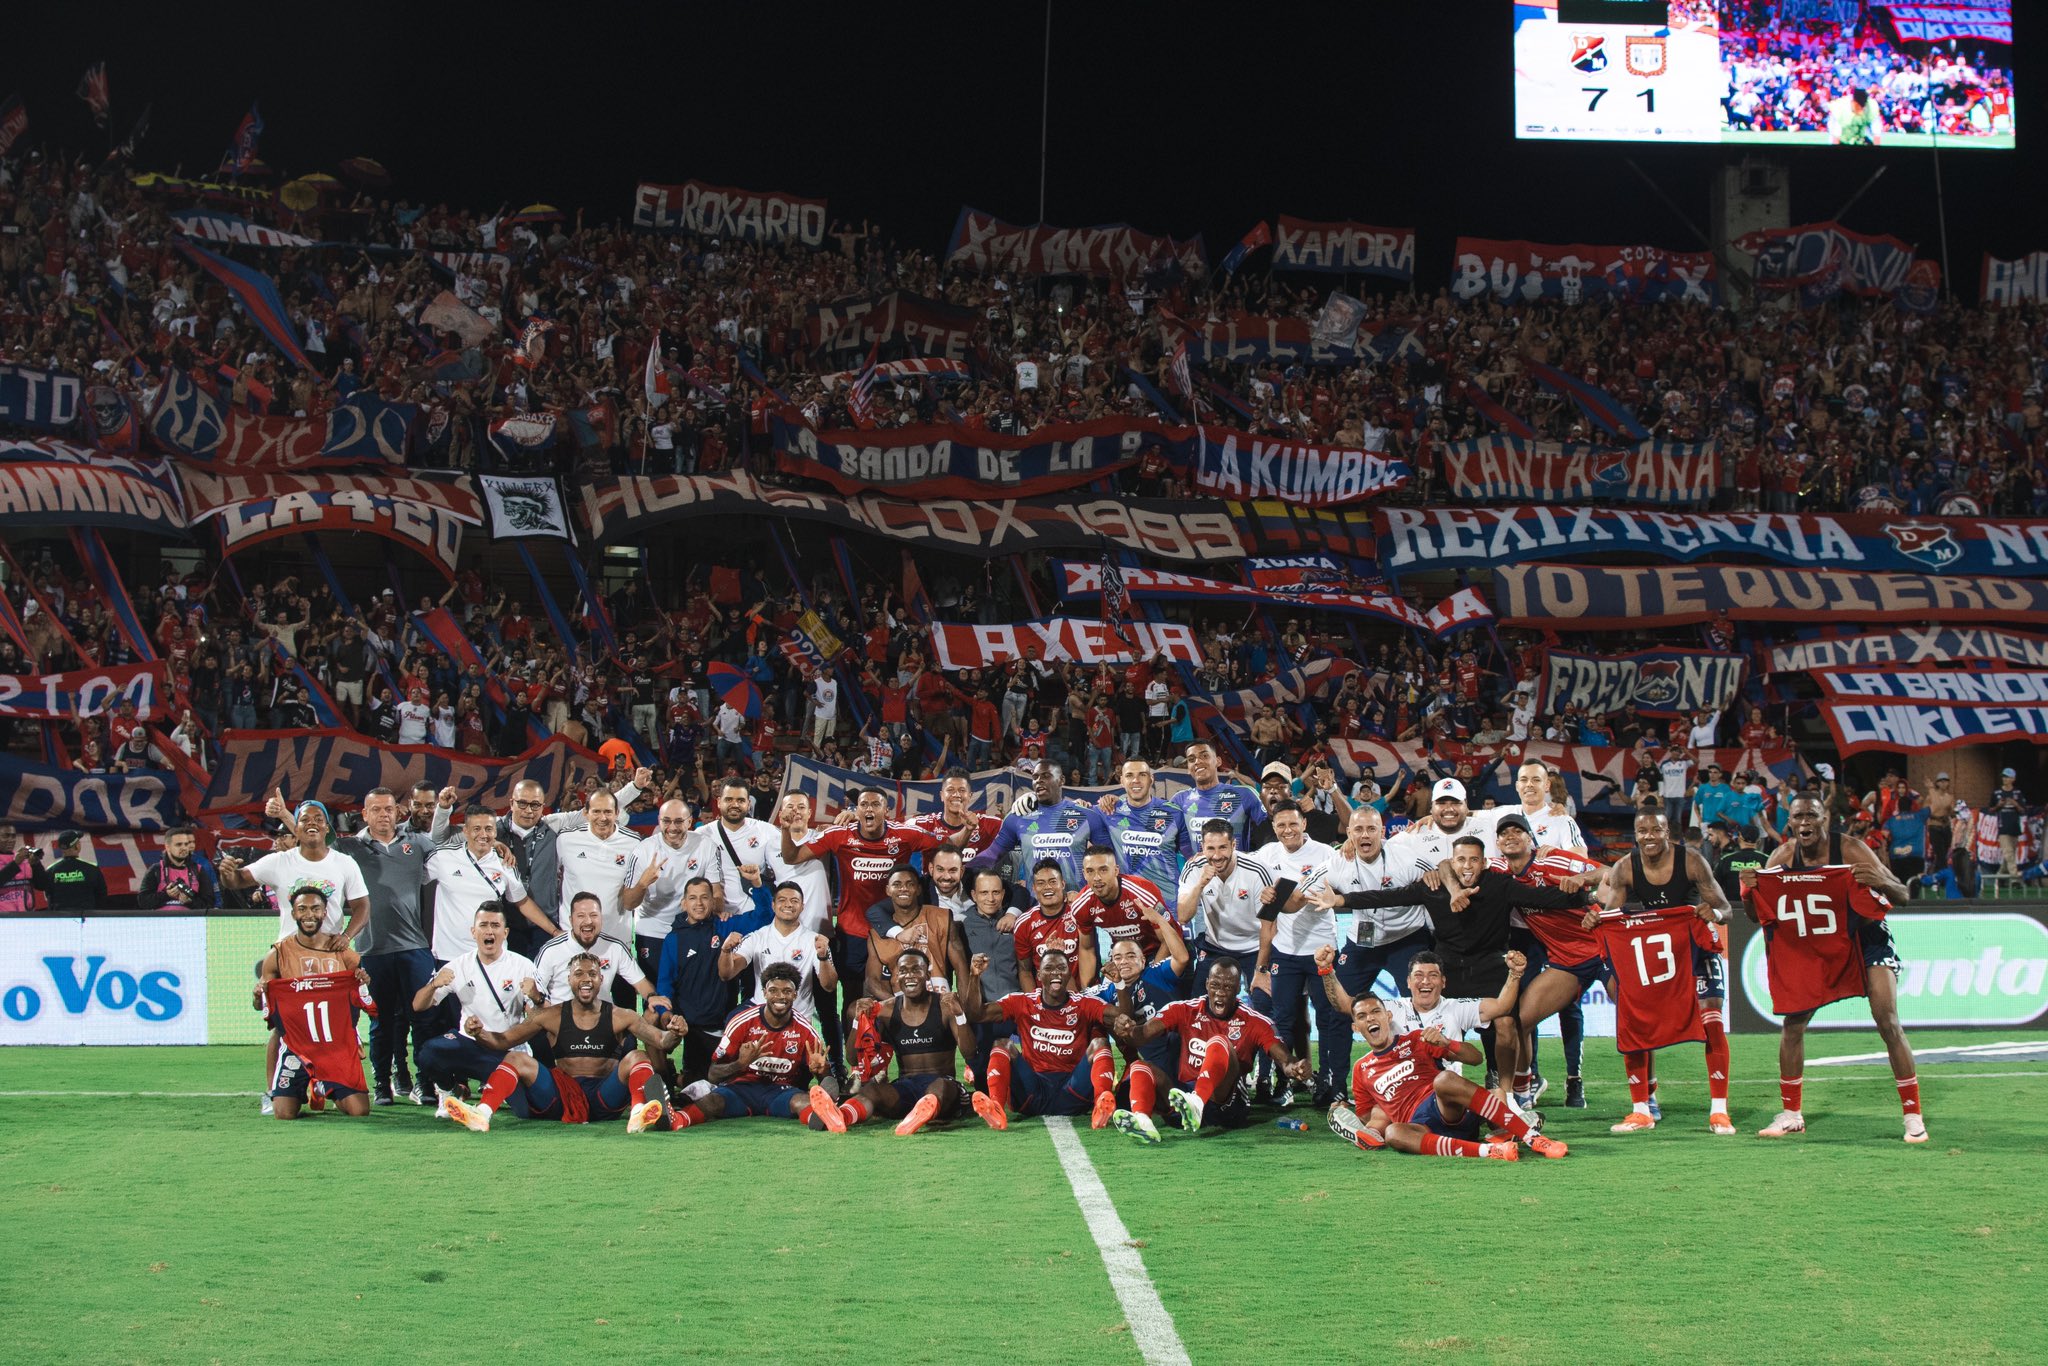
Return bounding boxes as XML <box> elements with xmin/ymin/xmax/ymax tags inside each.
<box><xmin>4</xmin><ymin>1032</ymin><xmax>2045</xmax><ymax>1365</ymax></box>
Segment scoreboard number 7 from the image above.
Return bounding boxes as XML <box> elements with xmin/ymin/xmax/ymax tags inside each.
<box><xmin>1581</xmin><ymin>87</ymin><xmax>1655</xmax><ymax>113</ymax></box>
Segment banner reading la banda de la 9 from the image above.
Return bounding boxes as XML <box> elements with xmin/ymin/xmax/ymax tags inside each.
<box><xmin>630</xmin><ymin>179</ymin><xmax>827</xmax><ymax>247</ymax></box>
<box><xmin>1493</xmin><ymin>564</ymin><xmax>2048</xmax><ymax>628</ymax></box>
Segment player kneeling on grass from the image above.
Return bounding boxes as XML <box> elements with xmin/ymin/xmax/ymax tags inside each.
<box><xmin>260</xmin><ymin>886</ymin><xmax>378</xmax><ymax>1120</ymax></box>
<box><xmin>1328</xmin><ymin>995</ymin><xmax>1567</xmax><ymax>1161</ymax></box>
<box><xmin>843</xmin><ymin>947</ymin><xmax>980</xmax><ymax>1134</ymax></box>
<box><xmin>1109</xmin><ymin>959</ymin><xmax>1311</xmax><ymax>1142</ymax></box>
<box><xmin>960</xmin><ymin>947</ymin><xmax>1118</xmax><ymax>1131</ymax></box>
<box><xmin>665</xmin><ymin>962</ymin><xmax>847</xmax><ymax>1132</ymax></box>
<box><xmin>444</xmin><ymin>953</ymin><xmax>682</xmax><ymax>1132</ymax></box>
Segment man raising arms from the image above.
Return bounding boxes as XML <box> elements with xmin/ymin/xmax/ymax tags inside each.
<box><xmin>962</xmin><ymin>946</ymin><xmax>1118</xmax><ymax>1129</ymax></box>
<box><xmin>1742</xmin><ymin>793</ymin><xmax>1925</xmax><ymax>1144</ymax></box>
<box><xmin>721</xmin><ymin>880</ymin><xmax>839</xmax><ymax>1025</ymax></box>
<box><xmin>444</xmin><ymin>953</ymin><xmax>683</xmax><ymax>1133</ymax></box>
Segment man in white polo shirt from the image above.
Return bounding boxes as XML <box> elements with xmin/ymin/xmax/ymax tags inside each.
<box><xmin>555</xmin><ymin>789</ymin><xmax>643</xmax><ymax>1001</ymax></box>
<box><xmin>703</xmin><ymin>777</ymin><xmax>782</xmax><ymax>910</ymax></box>
<box><xmin>423</xmin><ymin>806</ymin><xmax>559</xmax><ymax>966</ymax></box>
<box><xmin>1390</xmin><ymin>778</ymin><xmax>1499</xmax><ymax>867</ymax></box>
<box><xmin>413</xmin><ymin>902</ymin><xmax>540</xmax><ymax>1108</ymax></box>
<box><xmin>1252</xmin><ymin>800</ymin><xmax>1338</xmax><ymax>1105</ymax></box>
<box><xmin>621</xmin><ymin>798</ymin><xmax>724</xmax><ymax>990</ymax></box>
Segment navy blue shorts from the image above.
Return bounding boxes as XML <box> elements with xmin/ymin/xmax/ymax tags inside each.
<box><xmin>880</xmin><ymin>1071</ymin><xmax>954</xmax><ymax>1117</ymax></box>
<box><xmin>1858</xmin><ymin>918</ymin><xmax>1901</xmax><ymax>973</ymax></box>
<box><xmin>1010</xmin><ymin>1053</ymin><xmax>1094</xmax><ymax>1117</ymax></box>
<box><xmin>527</xmin><ymin>1068</ymin><xmax>629</xmax><ymax>1123</ymax></box>
<box><xmin>1693</xmin><ymin>944</ymin><xmax>1727</xmax><ymax>1000</ymax></box>
<box><xmin>1412</xmin><ymin>1092</ymin><xmax>1483</xmax><ymax>1140</ymax></box>
<box><xmin>1552</xmin><ymin>955</ymin><xmax>1605</xmax><ymax>992</ymax></box>
<box><xmin>711</xmin><ymin>1081</ymin><xmax>805</xmax><ymax>1118</ymax></box>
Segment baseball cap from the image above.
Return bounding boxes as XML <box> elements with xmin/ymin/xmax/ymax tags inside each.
<box><xmin>2003</xmin><ymin>767</ymin><xmax>2018</xmax><ymax>777</ymax></box>
<box><xmin>56</xmin><ymin>829</ymin><xmax>83</xmax><ymax>848</ymax></box>
<box><xmin>1260</xmin><ymin>761</ymin><xmax>1293</xmax><ymax>782</ymax></box>
<box><xmin>1432</xmin><ymin>778</ymin><xmax>1466</xmax><ymax>803</ymax></box>
<box><xmin>1494</xmin><ymin>812</ymin><xmax>1532</xmax><ymax>836</ymax></box>
<box><xmin>1935</xmin><ymin>771</ymin><xmax>1950</xmax><ymax>780</ymax></box>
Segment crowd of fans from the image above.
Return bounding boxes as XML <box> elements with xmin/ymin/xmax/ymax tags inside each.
<box><xmin>1</xmin><ymin>137</ymin><xmax>2044</xmax><ymax>912</ymax></box>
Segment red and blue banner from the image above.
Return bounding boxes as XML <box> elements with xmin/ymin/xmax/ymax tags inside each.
<box><xmin>1983</xmin><ymin>250</ymin><xmax>2048</xmax><ymax>306</ymax></box>
<box><xmin>771</xmin><ymin>412</ymin><xmax>1409</xmax><ymax>506</ymax></box>
<box><xmin>1823</xmin><ymin>699</ymin><xmax>2048</xmax><ymax>756</ymax></box>
<box><xmin>71</xmin><ymin>530</ymin><xmax>157</xmax><ymax>661</ymax></box>
<box><xmin>1451</xmin><ymin>237</ymin><xmax>1717</xmax><ymax>305</ymax></box>
<box><xmin>0</xmin><ymin>459</ymin><xmax>186</xmax><ymax>534</ymax></box>
<box><xmin>1494</xmin><ymin>564</ymin><xmax>2048</xmax><ymax>628</ymax></box>
<box><xmin>0</xmin><ymin>363</ymin><xmax>83</xmax><ymax>431</ymax></box>
<box><xmin>150</xmin><ymin>369</ymin><xmax>411</xmax><ymax>468</ymax></box>
<box><xmin>1525</xmin><ymin>362</ymin><xmax>1650</xmax><ymax>441</ymax></box>
<box><xmin>1541</xmin><ymin>648</ymin><xmax>1747</xmax><ymax>719</ymax></box>
<box><xmin>179</xmin><ymin>469</ymin><xmax>478</xmax><ymax>523</ymax></box>
<box><xmin>1765</xmin><ymin>627</ymin><xmax>2048</xmax><ymax>673</ymax></box>
<box><xmin>808</xmin><ymin>290</ymin><xmax>979</xmax><ymax>369</ymax></box>
<box><xmin>1245</xmin><ymin>555</ymin><xmax>1383</xmax><ymax>595</ymax></box>
<box><xmin>200</xmin><ymin>729</ymin><xmax>603</xmax><ymax>816</ymax></box>
<box><xmin>0</xmin><ymin>94</ymin><xmax>25</xmax><ymax>158</ymax></box>
<box><xmin>0</xmin><ymin>751</ymin><xmax>183</xmax><ymax>831</ymax></box>
<box><xmin>0</xmin><ymin>664</ymin><xmax>168</xmax><ymax>720</ymax></box>
<box><xmin>1382</xmin><ymin>507</ymin><xmax>2048</xmax><ymax>577</ymax></box>
<box><xmin>175</xmin><ymin>242</ymin><xmax>311</xmax><ymax>369</ymax></box>
<box><xmin>1439</xmin><ymin>436</ymin><xmax>1710</xmax><ymax>505</ymax></box>
<box><xmin>1269</xmin><ymin>216</ymin><xmax>1416</xmax><ymax>279</ymax></box>
<box><xmin>1739</xmin><ymin>221</ymin><xmax>1920</xmax><ymax>298</ymax></box>
<box><xmin>213</xmin><ymin>486</ymin><xmax>464</xmax><ymax>577</ymax></box>
<box><xmin>946</xmin><ymin>207</ymin><xmax>1206</xmax><ymax>278</ymax></box>
<box><xmin>631</xmin><ymin>179</ymin><xmax>828</xmax><ymax>246</ymax></box>
<box><xmin>170</xmin><ymin>210</ymin><xmax>315</xmax><ymax>249</ymax></box>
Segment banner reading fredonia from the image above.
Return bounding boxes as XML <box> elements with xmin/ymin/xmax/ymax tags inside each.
<box><xmin>929</xmin><ymin>620</ymin><xmax>1202</xmax><ymax>669</ymax></box>
<box><xmin>1541</xmin><ymin>649</ymin><xmax>1746</xmax><ymax>719</ymax></box>
<box><xmin>630</xmin><ymin>179</ymin><xmax>827</xmax><ymax>247</ymax></box>
<box><xmin>1494</xmin><ymin>564</ymin><xmax>2048</xmax><ymax>627</ymax></box>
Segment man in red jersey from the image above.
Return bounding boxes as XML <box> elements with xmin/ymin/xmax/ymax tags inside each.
<box><xmin>1740</xmin><ymin>793</ymin><xmax>1923</xmax><ymax>1144</ymax></box>
<box><xmin>1070</xmin><ymin>844</ymin><xmax>1170</xmax><ymax>964</ymax></box>
<box><xmin>1013</xmin><ymin>858</ymin><xmax>1096</xmax><ymax>990</ymax></box>
<box><xmin>908</xmin><ymin>768</ymin><xmax>1004</xmax><ymax>864</ymax></box>
<box><xmin>662</xmin><ymin>963</ymin><xmax>848</xmax><ymax>1133</ymax></box>
<box><xmin>781</xmin><ymin>786</ymin><xmax>966</xmax><ymax>1022</ymax></box>
<box><xmin>1110</xmin><ymin>959</ymin><xmax>1310</xmax><ymax>1136</ymax></box>
<box><xmin>1327</xmin><ymin>994</ymin><xmax>1567</xmax><ymax>1161</ymax></box>
<box><xmin>962</xmin><ymin>947</ymin><xmax>1118</xmax><ymax>1129</ymax></box>
<box><xmin>1488</xmin><ymin>815</ymin><xmax>1607</xmax><ymax>1113</ymax></box>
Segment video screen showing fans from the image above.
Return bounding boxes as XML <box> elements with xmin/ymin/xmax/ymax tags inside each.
<box><xmin>1514</xmin><ymin>1</ymin><xmax>2015</xmax><ymax>147</ymax></box>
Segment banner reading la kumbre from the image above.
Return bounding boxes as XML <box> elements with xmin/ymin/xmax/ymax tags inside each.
<box><xmin>1495</xmin><ymin>564</ymin><xmax>2048</xmax><ymax>627</ymax></box>
<box><xmin>1383</xmin><ymin>507</ymin><xmax>2048</xmax><ymax>576</ymax></box>
<box><xmin>630</xmin><ymin>179</ymin><xmax>827</xmax><ymax>247</ymax></box>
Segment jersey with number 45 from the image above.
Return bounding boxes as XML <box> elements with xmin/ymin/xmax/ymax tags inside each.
<box><xmin>1753</xmin><ymin>866</ymin><xmax>1890</xmax><ymax>1015</ymax></box>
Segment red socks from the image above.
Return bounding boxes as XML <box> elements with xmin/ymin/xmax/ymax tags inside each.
<box><xmin>1781</xmin><ymin>1075</ymin><xmax>1803</xmax><ymax>1113</ymax></box>
<box><xmin>1896</xmin><ymin>1076</ymin><xmax>1921</xmax><ymax>1116</ymax></box>
<box><xmin>1467</xmin><ymin>1087</ymin><xmax>1532</xmax><ymax>1140</ymax></box>
<box><xmin>671</xmin><ymin>1103</ymin><xmax>706</xmax><ymax>1129</ymax></box>
<box><xmin>1192</xmin><ymin>1039</ymin><xmax>1230</xmax><ymax>1104</ymax></box>
<box><xmin>840</xmin><ymin>1097</ymin><xmax>872</xmax><ymax>1127</ymax></box>
<box><xmin>1625</xmin><ymin>1051</ymin><xmax>1653</xmax><ymax>1106</ymax></box>
<box><xmin>1090</xmin><ymin>1050</ymin><xmax>1115</xmax><ymax>1098</ymax></box>
<box><xmin>1428</xmin><ymin>1135</ymin><xmax>1485</xmax><ymax>1158</ymax></box>
<box><xmin>627</xmin><ymin>1060</ymin><xmax>654</xmax><ymax>1106</ymax></box>
<box><xmin>1512</xmin><ymin>1071</ymin><xmax>1533</xmax><ymax>1094</ymax></box>
<box><xmin>479</xmin><ymin>1063</ymin><xmax>519</xmax><ymax>1114</ymax></box>
<box><xmin>986</xmin><ymin>1050</ymin><xmax>1012</xmax><ymax>1111</ymax></box>
<box><xmin>1702</xmin><ymin>1011</ymin><xmax>1730</xmax><ymax>1110</ymax></box>
<box><xmin>1129</xmin><ymin>1066</ymin><xmax>1157</xmax><ymax>1116</ymax></box>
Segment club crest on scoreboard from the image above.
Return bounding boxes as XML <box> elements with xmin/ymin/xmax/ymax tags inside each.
<box><xmin>1625</xmin><ymin>36</ymin><xmax>1667</xmax><ymax>77</ymax></box>
<box><xmin>1570</xmin><ymin>36</ymin><xmax>1608</xmax><ymax>72</ymax></box>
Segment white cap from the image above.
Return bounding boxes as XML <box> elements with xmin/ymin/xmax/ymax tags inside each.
<box><xmin>1431</xmin><ymin>778</ymin><xmax>1466</xmax><ymax>803</ymax></box>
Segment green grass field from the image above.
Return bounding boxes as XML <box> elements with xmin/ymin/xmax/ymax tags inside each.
<box><xmin>4</xmin><ymin>1032</ymin><xmax>2045</xmax><ymax>1364</ymax></box>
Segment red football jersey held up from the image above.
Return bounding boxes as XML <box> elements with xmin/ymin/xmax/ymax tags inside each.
<box><xmin>1595</xmin><ymin>909</ymin><xmax>1718</xmax><ymax>1052</ymax></box>
<box><xmin>1351</xmin><ymin>1030</ymin><xmax>1464</xmax><ymax>1124</ymax></box>
<box><xmin>264</xmin><ymin>973</ymin><xmax>374</xmax><ymax>1092</ymax></box>
<box><xmin>998</xmin><ymin>990</ymin><xmax>1109</xmax><ymax>1073</ymax></box>
<box><xmin>910</xmin><ymin>810</ymin><xmax>1003</xmax><ymax>865</ymax></box>
<box><xmin>1154</xmin><ymin>998</ymin><xmax>1279</xmax><ymax>1084</ymax></box>
<box><xmin>1752</xmin><ymin>867</ymin><xmax>1890</xmax><ymax>1015</ymax></box>
<box><xmin>1494</xmin><ymin>849</ymin><xmax>1604</xmax><ymax>965</ymax></box>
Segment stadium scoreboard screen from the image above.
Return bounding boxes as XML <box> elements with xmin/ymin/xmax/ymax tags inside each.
<box><xmin>1514</xmin><ymin>1</ymin><xmax>2015</xmax><ymax>148</ymax></box>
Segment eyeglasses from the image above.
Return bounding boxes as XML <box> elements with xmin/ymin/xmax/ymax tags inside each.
<box><xmin>513</xmin><ymin>800</ymin><xmax>542</xmax><ymax>809</ymax></box>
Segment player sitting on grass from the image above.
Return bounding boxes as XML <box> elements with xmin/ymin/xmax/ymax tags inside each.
<box><xmin>960</xmin><ymin>946</ymin><xmax>1117</xmax><ymax>1130</ymax></box>
<box><xmin>842</xmin><ymin>947</ymin><xmax>979</xmax><ymax>1134</ymax></box>
<box><xmin>259</xmin><ymin>885</ymin><xmax>376</xmax><ymax>1121</ymax></box>
<box><xmin>1328</xmin><ymin>994</ymin><xmax>1568</xmax><ymax>1161</ymax></box>
<box><xmin>665</xmin><ymin>963</ymin><xmax>847</xmax><ymax>1132</ymax></box>
<box><xmin>1109</xmin><ymin>959</ymin><xmax>1311</xmax><ymax>1140</ymax></box>
<box><xmin>1092</xmin><ymin>907</ymin><xmax>1191</xmax><ymax>1144</ymax></box>
<box><xmin>444</xmin><ymin>953</ymin><xmax>682</xmax><ymax>1132</ymax></box>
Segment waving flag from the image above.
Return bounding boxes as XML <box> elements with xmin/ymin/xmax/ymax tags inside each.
<box><xmin>849</xmin><ymin>336</ymin><xmax>881</xmax><ymax>425</ymax></box>
<box><xmin>1100</xmin><ymin>550</ymin><xmax>1133</xmax><ymax>646</ymax></box>
<box><xmin>76</xmin><ymin>64</ymin><xmax>109</xmax><ymax>128</ymax></box>
<box><xmin>175</xmin><ymin>241</ymin><xmax>312</xmax><ymax>370</ymax></box>
<box><xmin>1219</xmin><ymin>221</ymin><xmax>1273</xmax><ymax>275</ymax></box>
<box><xmin>644</xmin><ymin>329</ymin><xmax>666</xmax><ymax>407</ymax></box>
<box><xmin>1168</xmin><ymin>340</ymin><xmax>1194</xmax><ymax>403</ymax></box>
<box><xmin>1462</xmin><ymin>381</ymin><xmax>1537</xmax><ymax>438</ymax></box>
<box><xmin>0</xmin><ymin>94</ymin><xmax>26</xmax><ymax>158</ymax></box>
<box><xmin>226</xmin><ymin>102</ymin><xmax>263</xmax><ymax>176</ymax></box>
<box><xmin>1526</xmin><ymin>361</ymin><xmax>1649</xmax><ymax>440</ymax></box>
<box><xmin>109</xmin><ymin>101</ymin><xmax>149</xmax><ymax>164</ymax></box>
<box><xmin>1423</xmin><ymin>586</ymin><xmax>1495</xmax><ymax>638</ymax></box>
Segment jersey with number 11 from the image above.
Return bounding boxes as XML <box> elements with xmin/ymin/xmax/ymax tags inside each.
<box><xmin>264</xmin><ymin>973</ymin><xmax>374</xmax><ymax>1091</ymax></box>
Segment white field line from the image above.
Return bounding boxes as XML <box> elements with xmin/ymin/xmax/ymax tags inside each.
<box><xmin>1043</xmin><ymin>1116</ymin><xmax>1191</xmax><ymax>1366</ymax></box>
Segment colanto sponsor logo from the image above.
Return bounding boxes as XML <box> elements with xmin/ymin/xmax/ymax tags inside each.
<box><xmin>1742</xmin><ymin>913</ymin><xmax>2048</xmax><ymax>1027</ymax></box>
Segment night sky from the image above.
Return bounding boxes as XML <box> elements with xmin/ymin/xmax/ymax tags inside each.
<box><xmin>7</xmin><ymin>3</ymin><xmax>2041</xmax><ymax>285</ymax></box>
